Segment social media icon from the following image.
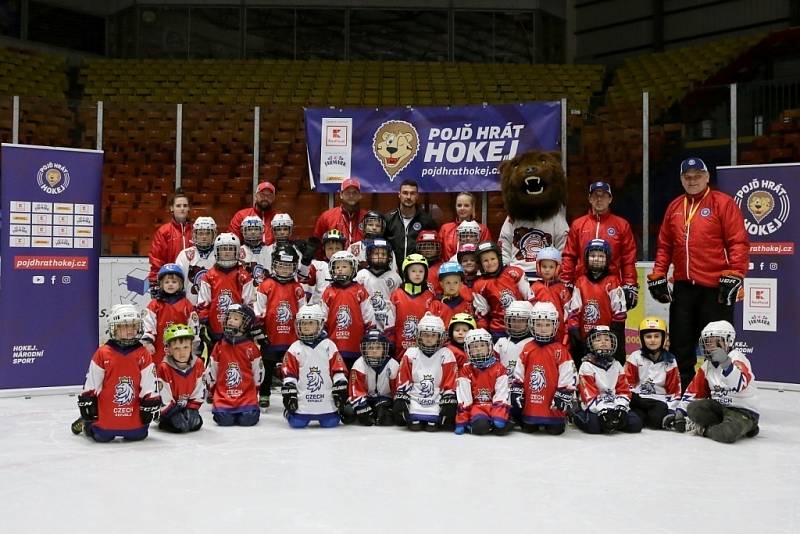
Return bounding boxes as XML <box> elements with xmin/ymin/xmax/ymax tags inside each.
<box><xmin>748</xmin><ymin>262</ymin><xmax>754</xmax><ymax>270</ymax></box>
<box><xmin>769</xmin><ymin>263</ymin><xmax>778</xmax><ymax>271</ymax></box>
<box><xmin>32</xmin><ymin>275</ymin><xmax>44</xmax><ymax>285</ymax></box>
<box><xmin>62</xmin><ymin>275</ymin><xmax>71</xmax><ymax>284</ymax></box>
<box><xmin>51</xmin><ymin>275</ymin><xmax>57</xmax><ymax>285</ymax></box>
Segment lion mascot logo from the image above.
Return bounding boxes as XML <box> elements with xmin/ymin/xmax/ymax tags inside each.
<box><xmin>335</xmin><ymin>305</ymin><xmax>352</xmax><ymax>330</ymax></box>
<box><xmin>306</xmin><ymin>366</ymin><xmax>324</xmax><ymax>393</ymax></box>
<box><xmin>276</xmin><ymin>301</ymin><xmax>292</xmax><ymax>325</ymax></box>
<box><xmin>216</xmin><ymin>290</ymin><xmax>233</xmax><ymax>328</ymax></box>
<box><xmin>402</xmin><ymin>316</ymin><xmax>418</xmax><ymax>344</ymax></box>
<box><xmin>419</xmin><ymin>374</ymin><xmax>435</xmax><ymax>398</ymax></box>
<box><xmin>225</xmin><ymin>363</ymin><xmax>242</xmax><ymax>388</ymax></box>
<box><xmin>113</xmin><ymin>377</ymin><xmax>135</xmax><ymax>406</ymax></box>
<box><xmin>498</xmin><ymin>150</ymin><xmax>569</xmax><ymax>280</ymax></box>
<box><xmin>373</xmin><ymin>120</ymin><xmax>419</xmax><ymax>181</ymax></box>
<box><xmin>529</xmin><ymin>365</ymin><xmax>547</xmax><ymax>393</ymax></box>
<box><xmin>747</xmin><ymin>191</ymin><xmax>775</xmax><ymax>223</ymax></box>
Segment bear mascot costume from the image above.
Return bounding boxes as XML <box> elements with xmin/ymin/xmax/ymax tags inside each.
<box><xmin>497</xmin><ymin>150</ymin><xmax>569</xmax><ymax>280</ymax></box>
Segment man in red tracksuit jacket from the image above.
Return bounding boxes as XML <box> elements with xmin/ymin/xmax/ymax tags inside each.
<box><xmin>561</xmin><ymin>181</ymin><xmax>639</xmax><ymax>310</ymax></box>
<box><xmin>229</xmin><ymin>181</ymin><xmax>277</xmax><ymax>245</ymax></box>
<box><xmin>148</xmin><ymin>190</ymin><xmax>193</xmax><ymax>287</ymax></box>
<box><xmin>313</xmin><ymin>178</ymin><xmax>367</xmax><ymax>249</ymax></box>
<box><xmin>648</xmin><ymin>157</ymin><xmax>749</xmax><ymax>389</ymax></box>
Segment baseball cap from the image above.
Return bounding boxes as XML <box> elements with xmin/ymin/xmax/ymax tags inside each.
<box><xmin>589</xmin><ymin>181</ymin><xmax>612</xmax><ymax>195</ymax></box>
<box><xmin>256</xmin><ymin>181</ymin><xmax>276</xmax><ymax>194</ymax></box>
<box><xmin>680</xmin><ymin>157</ymin><xmax>708</xmax><ymax>174</ymax></box>
<box><xmin>341</xmin><ymin>178</ymin><xmax>361</xmax><ymax>192</ymax></box>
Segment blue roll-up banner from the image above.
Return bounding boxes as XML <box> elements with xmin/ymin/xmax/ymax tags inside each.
<box><xmin>1</xmin><ymin>144</ymin><xmax>103</xmax><ymax>389</ymax></box>
<box><xmin>305</xmin><ymin>101</ymin><xmax>562</xmax><ymax>193</ymax></box>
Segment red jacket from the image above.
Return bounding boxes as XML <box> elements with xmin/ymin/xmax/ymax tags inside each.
<box><xmin>561</xmin><ymin>210</ymin><xmax>638</xmax><ymax>286</ymax></box>
<box><xmin>229</xmin><ymin>206</ymin><xmax>276</xmax><ymax>245</ymax></box>
<box><xmin>148</xmin><ymin>218</ymin><xmax>192</xmax><ymax>282</ymax></box>
<box><xmin>653</xmin><ymin>187</ymin><xmax>749</xmax><ymax>288</ymax></box>
<box><xmin>440</xmin><ymin>220</ymin><xmax>492</xmax><ymax>260</ymax></box>
<box><xmin>313</xmin><ymin>206</ymin><xmax>368</xmax><ymax>247</ymax></box>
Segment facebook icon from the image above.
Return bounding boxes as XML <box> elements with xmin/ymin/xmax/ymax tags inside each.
<box><xmin>50</xmin><ymin>275</ymin><xmax>57</xmax><ymax>285</ymax></box>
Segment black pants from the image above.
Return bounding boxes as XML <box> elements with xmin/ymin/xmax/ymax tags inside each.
<box><xmin>669</xmin><ymin>282</ymin><xmax>734</xmax><ymax>390</ymax></box>
<box><xmin>630</xmin><ymin>394</ymin><xmax>668</xmax><ymax>430</ymax></box>
<box><xmin>687</xmin><ymin>399</ymin><xmax>758</xmax><ymax>443</ymax></box>
<box><xmin>259</xmin><ymin>349</ymin><xmax>285</xmax><ymax>397</ymax></box>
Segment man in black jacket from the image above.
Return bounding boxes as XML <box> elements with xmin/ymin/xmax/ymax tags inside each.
<box><xmin>384</xmin><ymin>179</ymin><xmax>438</xmax><ymax>271</ymax></box>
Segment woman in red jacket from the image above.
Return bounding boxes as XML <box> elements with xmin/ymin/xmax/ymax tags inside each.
<box><xmin>648</xmin><ymin>158</ymin><xmax>749</xmax><ymax>389</ymax></box>
<box><xmin>148</xmin><ymin>189</ymin><xmax>192</xmax><ymax>290</ymax></box>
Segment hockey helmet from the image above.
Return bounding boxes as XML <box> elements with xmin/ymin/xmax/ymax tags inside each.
<box><xmin>464</xmin><ymin>328</ymin><xmax>494</xmax><ymax>369</ymax></box>
<box><xmin>639</xmin><ymin>316</ymin><xmax>667</xmax><ymax>354</ymax></box>
<box><xmin>416</xmin><ymin>313</ymin><xmax>445</xmax><ymax>356</ymax></box>
<box><xmin>296</xmin><ymin>304</ymin><xmax>327</xmax><ymax>342</ymax></box>
<box><xmin>587</xmin><ymin>325</ymin><xmax>617</xmax><ymax>360</ymax></box>
<box><xmin>366</xmin><ymin>238</ymin><xmax>393</xmax><ymax>271</ymax></box>
<box><xmin>456</xmin><ymin>220</ymin><xmax>481</xmax><ymax>245</ymax></box>
<box><xmin>214</xmin><ymin>232</ymin><xmax>241</xmax><ymax>268</ymax></box>
<box><xmin>504</xmin><ymin>300</ymin><xmax>533</xmax><ymax>338</ymax></box>
<box><xmin>163</xmin><ymin>323</ymin><xmax>195</xmax><ymax>345</ymax></box>
<box><xmin>223</xmin><ymin>304</ymin><xmax>255</xmax><ymax>337</ymax></box>
<box><xmin>241</xmin><ymin>215</ymin><xmax>265</xmax><ymax>248</ymax></box>
<box><xmin>438</xmin><ymin>261</ymin><xmax>464</xmax><ymax>280</ymax></box>
<box><xmin>329</xmin><ymin>250</ymin><xmax>358</xmax><ymax>284</ymax></box>
<box><xmin>700</xmin><ymin>320</ymin><xmax>735</xmax><ymax>358</ymax></box>
<box><xmin>530</xmin><ymin>301</ymin><xmax>559</xmax><ymax>343</ymax></box>
<box><xmin>192</xmin><ymin>216</ymin><xmax>217</xmax><ymax>252</ymax></box>
<box><xmin>272</xmin><ymin>244</ymin><xmax>300</xmax><ymax>282</ymax></box>
<box><xmin>362</xmin><ymin>211</ymin><xmax>387</xmax><ymax>237</ymax></box>
<box><xmin>361</xmin><ymin>329</ymin><xmax>390</xmax><ymax>370</ymax></box>
<box><xmin>107</xmin><ymin>304</ymin><xmax>143</xmax><ymax>346</ymax></box>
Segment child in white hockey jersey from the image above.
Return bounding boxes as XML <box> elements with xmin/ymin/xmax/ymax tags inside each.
<box><xmin>665</xmin><ymin>320</ymin><xmax>759</xmax><ymax>443</ymax></box>
<box><xmin>623</xmin><ymin>316</ymin><xmax>681</xmax><ymax>430</ymax></box>
<box><xmin>455</xmin><ymin>329</ymin><xmax>510</xmax><ymax>436</ymax></box>
<box><xmin>239</xmin><ymin>215</ymin><xmax>271</xmax><ymax>286</ymax></box>
<box><xmin>354</xmin><ymin>238</ymin><xmax>401</xmax><ymax>333</ymax></box>
<box><xmin>156</xmin><ymin>323</ymin><xmax>205</xmax><ymax>433</ymax></box>
<box><xmin>175</xmin><ymin>216</ymin><xmax>217</xmax><ymax>305</ymax></box>
<box><xmin>281</xmin><ymin>305</ymin><xmax>349</xmax><ymax>428</ymax></box>
<box><xmin>494</xmin><ymin>300</ymin><xmax>533</xmax><ymax>424</ymax></box>
<box><xmin>575</xmin><ymin>325</ymin><xmax>643</xmax><ymax>434</ymax></box>
<box><xmin>341</xmin><ymin>329</ymin><xmax>399</xmax><ymax>426</ymax></box>
<box><xmin>393</xmin><ymin>313</ymin><xmax>457</xmax><ymax>431</ymax></box>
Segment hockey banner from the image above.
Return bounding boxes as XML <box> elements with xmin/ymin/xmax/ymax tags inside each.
<box><xmin>0</xmin><ymin>144</ymin><xmax>103</xmax><ymax>390</ymax></box>
<box><xmin>718</xmin><ymin>162</ymin><xmax>800</xmax><ymax>384</ymax></box>
<box><xmin>305</xmin><ymin>101</ymin><xmax>561</xmax><ymax>193</ymax></box>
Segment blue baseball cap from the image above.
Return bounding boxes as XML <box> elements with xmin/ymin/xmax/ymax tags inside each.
<box><xmin>589</xmin><ymin>181</ymin><xmax>612</xmax><ymax>195</ymax></box>
<box><xmin>680</xmin><ymin>157</ymin><xmax>708</xmax><ymax>174</ymax></box>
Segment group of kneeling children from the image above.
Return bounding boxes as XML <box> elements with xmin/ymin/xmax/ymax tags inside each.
<box><xmin>73</xmin><ymin>217</ymin><xmax>760</xmax><ymax>445</ymax></box>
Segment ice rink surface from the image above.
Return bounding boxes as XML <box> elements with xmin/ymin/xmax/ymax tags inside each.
<box><xmin>1</xmin><ymin>388</ymin><xmax>798</xmax><ymax>534</ymax></box>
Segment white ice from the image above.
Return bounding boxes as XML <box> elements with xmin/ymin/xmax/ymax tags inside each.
<box><xmin>1</xmin><ymin>388</ymin><xmax>798</xmax><ymax>534</ymax></box>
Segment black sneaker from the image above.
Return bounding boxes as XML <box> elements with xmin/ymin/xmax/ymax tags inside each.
<box><xmin>259</xmin><ymin>395</ymin><xmax>270</xmax><ymax>409</ymax></box>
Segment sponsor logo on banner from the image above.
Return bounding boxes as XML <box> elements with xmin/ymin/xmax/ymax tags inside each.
<box><xmin>743</xmin><ymin>278</ymin><xmax>777</xmax><ymax>332</ymax></box>
<box><xmin>320</xmin><ymin>118</ymin><xmax>353</xmax><ymax>185</ymax></box>
<box><xmin>11</xmin><ymin>344</ymin><xmax>45</xmax><ymax>365</ymax></box>
<box><xmin>326</xmin><ymin>125</ymin><xmax>348</xmax><ymax>147</ymax></box>
<box><xmin>372</xmin><ymin>120</ymin><xmax>420</xmax><ymax>181</ymax></box>
<box><xmin>37</xmin><ymin>162</ymin><xmax>71</xmax><ymax>195</ymax></box>
<box><xmin>733</xmin><ymin>179</ymin><xmax>790</xmax><ymax>237</ymax></box>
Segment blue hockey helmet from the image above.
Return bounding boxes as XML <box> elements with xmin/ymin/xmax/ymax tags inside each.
<box><xmin>157</xmin><ymin>263</ymin><xmax>185</xmax><ymax>286</ymax></box>
<box><xmin>438</xmin><ymin>261</ymin><xmax>464</xmax><ymax>280</ymax></box>
<box><xmin>360</xmin><ymin>329</ymin><xmax>390</xmax><ymax>369</ymax></box>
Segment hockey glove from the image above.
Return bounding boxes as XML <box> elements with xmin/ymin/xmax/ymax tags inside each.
<box><xmin>339</xmin><ymin>403</ymin><xmax>357</xmax><ymax>425</ymax></box>
<box><xmin>598</xmin><ymin>409</ymin><xmax>618</xmax><ymax>433</ymax></box>
<box><xmin>139</xmin><ymin>396</ymin><xmax>162</xmax><ymax>425</ymax></box>
<box><xmin>663</xmin><ymin>411</ymin><xmax>687</xmax><ymax>433</ymax></box>
<box><xmin>622</xmin><ymin>284</ymin><xmax>639</xmax><ymax>310</ymax></box>
<box><xmin>647</xmin><ymin>274</ymin><xmax>672</xmax><ymax>304</ymax></box>
<box><xmin>393</xmin><ymin>391</ymin><xmax>410</xmax><ymax>426</ymax></box>
<box><xmin>611</xmin><ymin>407</ymin><xmax>627</xmax><ymax>431</ymax></box>
<box><xmin>718</xmin><ymin>271</ymin><xmax>743</xmax><ymax>307</ymax></box>
<box><xmin>332</xmin><ymin>380</ymin><xmax>348</xmax><ymax>409</ymax></box>
<box><xmin>282</xmin><ymin>383</ymin><xmax>299</xmax><ymax>414</ymax></box>
<box><xmin>510</xmin><ymin>383</ymin><xmax>525</xmax><ymax>410</ymax></box>
<box><xmin>438</xmin><ymin>392</ymin><xmax>457</xmax><ymax>430</ymax></box>
<box><xmin>77</xmin><ymin>393</ymin><xmax>98</xmax><ymax>422</ymax></box>
<box><xmin>148</xmin><ymin>283</ymin><xmax>160</xmax><ymax>299</ymax></box>
<box><xmin>551</xmin><ymin>389</ymin><xmax>573</xmax><ymax>413</ymax></box>
<box><xmin>373</xmin><ymin>399</ymin><xmax>393</xmax><ymax>426</ymax></box>
<box><xmin>300</xmin><ymin>236</ymin><xmax>322</xmax><ymax>266</ymax></box>
<box><xmin>354</xmin><ymin>402</ymin><xmax>374</xmax><ymax>426</ymax></box>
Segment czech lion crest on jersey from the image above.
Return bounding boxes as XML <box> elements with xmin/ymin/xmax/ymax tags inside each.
<box><xmin>639</xmin><ymin>379</ymin><xmax>656</xmax><ymax>395</ymax></box>
<box><xmin>188</xmin><ymin>265</ymin><xmax>208</xmax><ymax>295</ymax></box>
<box><xmin>528</xmin><ymin>365</ymin><xmax>546</xmax><ymax>393</ymax></box>
<box><xmin>499</xmin><ymin>289</ymin><xmax>515</xmax><ymax>309</ymax></box>
<box><xmin>476</xmin><ymin>388</ymin><xmax>492</xmax><ymax>404</ymax></box>
<box><xmin>276</xmin><ymin>301</ymin><xmax>292</xmax><ymax>325</ymax></box>
<box><xmin>505</xmin><ymin>360</ymin><xmax>517</xmax><ymax>379</ymax></box>
<box><xmin>335</xmin><ymin>305</ymin><xmax>352</xmax><ymax>330</ymax></box>
<box><xmin>113</xmin><ymin>377</ymin><xmax>135</xmax><ymax>406</ymax></box>
<box><xmin>583</xmin><ymin>299</ymin><xmax>600</xmax><ymax>328</ymax></box>
<box><xmin>402</xmin><ymin>316</ymin><xmax>418</xmax><ymax>340</ymax></box>
<box><xmin>225</xmin><ymin>362</ymin><xmax>242</xmax><ymax>388</ymax></box>
<box><xmin>513</xmin><ymin>228</ymin><xmax>552</xmax><ymax>262</ymax></box>
<box><xmin>251</xmin><ymin>264</ymin><xmax>267</xmax><ymax>285</ymax></box>
<box><xmin>216</xmin><ymin>289</ymin><xmax>234</xmax><ymax>328</ymax></box>
<box><xmin>306</xmin><ymin>366</ymin><xmax>324</xmax><ymax>393</ymax></box>
<box><xmin>419</xmin><ymin>374</ymin><xmax>435</xmax><ymax>398</ymax></box>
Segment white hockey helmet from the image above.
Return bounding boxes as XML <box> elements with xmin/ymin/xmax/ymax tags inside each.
<box><xmin>296</xmin><ymin>304</ymin><xmax>327</xmax><ymax>342</ymax></box>
<box><xmin>536</xmin><ymin>246</ymin><xmax>562</xmax><ymax>265</ymax></box>
<box><xmin>214</xmin><ymin>232</ymin><xmax>241</xmax><ymax>268</ymax></box>
<box><xmin>504</xmin><ymin>300</ymin><xmax>533</xmax><ymax>337</ymax></box>
<box><xmin>107</xmin><ymin>303</ymin><xmax>143</xmax><ymax>346</ymax></box>
<box><xmin>329</xmin><ymin>250</ymin><xmax>358</xmax><ymax>284</ymax></box>
<box><xmin>700</xmin><ymin>320</ymin><xmax>736</xmax><ymax>357</ymax></box>
<box><xmin>456</xmin><ymin>220</ymin><xmax>481</xmax><ymax>244</ymax></box>
<box><xmin>241</xmin><ymin>215</ymin><xmax>265</xmax><ymax>248</ymax></box>
<box><xmin>587</xmin><ymin>325</ymin><xmax>617</xmax><ymax>360</ymax></box>
<box><xmin>464</xmin><ymin>328</ymin><xmax>494</xmax><ymax>368</ymax></box>
<box><xmin>416</xmin><ymin>313</ymin><xmax>446</xmax><ymax>355</ymax></box>
<box><xmin>530</xmin><ymin>301</ymin><xmax>559</xmax><ymax>343</ymax></box>
<box><xmin>271</xmin><ymin>213</ymin><xmax>294</xmax><ymax>243</ymax></box>
<box><xmin>192</xmin><ymin>216</ymin><xmax>217</xmax><ymax>251</ymax></box>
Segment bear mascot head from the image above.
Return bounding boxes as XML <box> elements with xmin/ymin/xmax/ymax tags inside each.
<box><xmin>498</xmin><ymin>150</ymin><xmax>567</xmax><ymax>222</ymax></box>
<box><xmin>496</xmin><ymin>150</ymin><xmax>569</xmax><ymax>280</ymax></box>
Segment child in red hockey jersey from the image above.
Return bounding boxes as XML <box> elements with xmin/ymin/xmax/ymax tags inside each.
<box><xmin>281</xmin><ymin>305</ymin><xmax>349</xmax><ymax>428</ymax></box>
<box><xmin>574</xmin><ymin>325</ymin><xmax>642</xmax><ymax>435</ymax></box>
<box><xmin>389</xmin><ymin>254</ymin><xmax>436</xmax><ymax>361</ymax></box>
<box><xmin>446</xmin><ymin>313</ymin><xmax>477</xmax><ymax>371</ymax></box>
<box><xmin>511</xmin><ymin>302</ymin><xmax>576</xmax><ymax>435</ymax></box>
<box><xmin>394</xmin><ymin>314</ymin><xmax>458</xmax><ymax>431</ymax></box>
<box><xmin>566</xmin><ymin>239</ymin><xmax>626</xmax><ymax>368</ymax></box>
<box><xmin>472</xmin><ymin>241</ymin><xmax>531</xmax><ymax>340</ymax></box>
<box><xmin>341</xmin><ymin>329</ymin><xmax>399</xmax><ymax>426</ymax></box>
<box><xmin>142</xmin><ymin>263</ymin><xmax>199</xmax><ymax>365</ymax></box>
<box><xmin>156</xmin><ymin>323</ymin><xmax>205</xmax><ymax>433</ymax></box>
<box><xmin>205</xmin><ymin>304</ymin><xmax>264</xmax><ymax>426</ymax></box>
<box><xmin>75</xmin><ymin>304</ymin><xmax>160</xmax><ymax>442</ymax></box>
<box><xmin>320</xmin><ymin>250</ymin><xmax>375</xmax><ymax>367</ymax></box>
<box><xmin>455</xmin><ymin>328</ymin><xmax>510</xmax><ymax>436</ymax></box>
<box><xmin>431</xmin><ymin>261</ymin><xmax>486</xmax><ymax>328</ymax></box>
<box><xmin>529</xmin><ymin>246</ymin><xmax>570</xmax><ymax>344</ymax></box>
<box><xmin>197</xmin><ymin>232</ymin><xmax>256</xmax><ymax>352</ymax></box>
<box><xmin>253</xmin><ymin>244</ymin><xmax>307</xmax><ymax>409</ymax></box>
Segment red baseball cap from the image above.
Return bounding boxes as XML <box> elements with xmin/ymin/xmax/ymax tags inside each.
<box><xmin>341</xmin><ymin>178</ymin><xmax>361</xmax><ymax>192</ymax></box>
<box><xmin>257</xmin><ymin>181</ymin><xmax>276</xmax><ymax>194</ymax></box>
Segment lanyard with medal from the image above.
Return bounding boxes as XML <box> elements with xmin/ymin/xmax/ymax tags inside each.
<box><xmin>683</xmin><ymin>188</ymin><xmax>710</xmax><ymax>237</ymax></box>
